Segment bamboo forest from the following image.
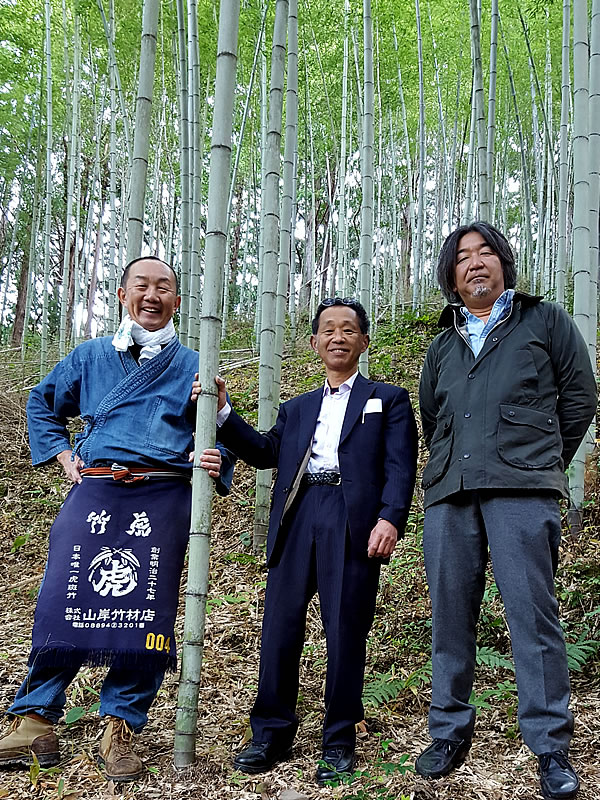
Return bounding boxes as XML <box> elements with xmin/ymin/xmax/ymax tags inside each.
<box><xmin>0</xmin><ymin>0</ymin><xmax>599</xmax><ymax>798</ymax></box>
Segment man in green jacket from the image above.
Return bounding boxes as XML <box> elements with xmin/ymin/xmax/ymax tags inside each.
<box><xmin>416</xmin><ymin>221</ymin><xmax>596</xmax><ymax>800</ymax></box>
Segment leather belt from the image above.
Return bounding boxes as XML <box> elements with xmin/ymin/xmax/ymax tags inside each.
<box><xmin>80</xmin><ymin>464</ymin><xmax>189</xmax><ymax>484</ymax></box>
<box><xmin>302</xmin><ymin>471</ymin><xmax>342</xmax><ymax>486</ymax></box>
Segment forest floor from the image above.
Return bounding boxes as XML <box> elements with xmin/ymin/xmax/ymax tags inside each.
<box><xmin>0</xmin><ymin>316</ymin><xmax>599</xmax><ymax>800</ymax></box>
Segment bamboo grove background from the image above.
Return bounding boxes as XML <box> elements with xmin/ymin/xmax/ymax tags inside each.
<box><xmin>1</xmin><ymin>0</ymin><xmax>598</xmax><ymax>552</ymax></box>
<box><xmin>1</xmin><ymin>0</ymin><xmax>598</xmax><ymax>351</ymax></box>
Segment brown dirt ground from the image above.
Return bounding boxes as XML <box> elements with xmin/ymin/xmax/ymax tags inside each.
<box><xmin>0</xmin><ymin>338</ymin><xmax>598</xmax><ymax>800</ymax></box>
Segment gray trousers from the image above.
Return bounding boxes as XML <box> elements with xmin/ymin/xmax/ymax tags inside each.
<box><xmin>423</xmin><ymin>490</ymin><xmax>573</xmax><ymax>754</ymax></box>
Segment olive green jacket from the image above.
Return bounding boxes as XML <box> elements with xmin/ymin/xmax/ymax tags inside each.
<box><xmin>419</xmin><ymin>293</ymin><xmax>597</xmax><ymax>508</ymax></box>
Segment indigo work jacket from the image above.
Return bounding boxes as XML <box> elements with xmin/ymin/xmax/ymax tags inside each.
<box><xmin>419</xmin><ymin>293</ymin><xmax>597</xmax><ymax>508</ymax></box>
<box><xmin>27</xmin><ymin>335</ymin><xmax>234</xmax><ymax>495</ymax></box>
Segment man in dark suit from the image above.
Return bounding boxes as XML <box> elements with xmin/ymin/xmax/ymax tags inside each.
<box><xmin>198</xmin><ymin>298</ymin><xmax>417</xmax><ymax>784</ymax></box>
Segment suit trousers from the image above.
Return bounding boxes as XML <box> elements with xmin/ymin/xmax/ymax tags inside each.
<box><xmin>250</xmin><ymin>483</ymin><xmax>381</xmax><ymax>750</ymax></box>
<box><xmin>423</xmin><ymin>490</ymin><xmax>573</xmax><ymax>754</ymax></box>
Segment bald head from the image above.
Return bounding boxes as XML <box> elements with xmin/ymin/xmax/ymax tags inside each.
<box><xmin>121</xmin><ymin>256</ymin><xmax>179</xmax><ymax>294</ymax></box>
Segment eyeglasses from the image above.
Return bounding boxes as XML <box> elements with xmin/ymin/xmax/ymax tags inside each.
<box><xmin>319</xmin><ymin>297</ymin><xmax>360</xmax><ymax>308</ymax></box>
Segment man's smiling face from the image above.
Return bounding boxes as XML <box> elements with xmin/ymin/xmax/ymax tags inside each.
<box><xmin>310</xmin><ymin>305</ymin><xmax>369</xmax><ymax>375</ymax></box>
<box><xmin>117</xmin><ymin>259</ymin><xmax>181</xmax><ymax>332</ymax></box>
<box><xmin>453</xmin><ymin>230</ymin><xmax>506</xmax><ymax>307</ymax></box>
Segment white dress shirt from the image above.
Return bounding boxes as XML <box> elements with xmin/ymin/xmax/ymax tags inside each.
<box><xmin>306</xmin><ymin>372</ymin><xmax>358</xmax><ymax>474</ymax></box>
<box><xmin>216</xmin><ymin>372</ymin><xmax>359</xmax><ymax>475</ymax></box>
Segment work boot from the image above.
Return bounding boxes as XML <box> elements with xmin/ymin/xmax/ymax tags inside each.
<box><xmin>98</xmin><ymin>716</ymin><xmax>144</xmax><ymax>782</ymax></box>
<box><xmin>0</xmin><ymin>715</ymin><xmax>60</xmax><ymax>768</ymax></box>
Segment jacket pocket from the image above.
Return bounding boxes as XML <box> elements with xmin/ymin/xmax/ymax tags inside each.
<box><xmin>497</xmin><ymin>404</ymin><xmax>561</xmax><ymax>469</ymax></box>
<box><xmin>145</xmin><ymin>396</ymin><xmax>190</xmax><ymax>458</ymax></box>
<box><xmin>422</xmin><ymin>413</ymin><xmax>454</xmax><ymax>489</ymax></box>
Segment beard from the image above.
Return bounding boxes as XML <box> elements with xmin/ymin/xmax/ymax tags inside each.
<box><xmin>470</xmin><ymin>284</ymin><xmax>492</xmax><ymax>298</ymax></box>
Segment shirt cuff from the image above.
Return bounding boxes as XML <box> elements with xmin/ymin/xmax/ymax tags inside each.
<box><xmin>216</xmin><ymin>403</ymin><xmax>231</xmax><ymax>427</ymax></box>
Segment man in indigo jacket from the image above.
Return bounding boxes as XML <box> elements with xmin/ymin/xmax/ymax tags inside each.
<box><xmin>199</xmin><ymin>298</ymin><xmax>417</xmax><ymax>784</ymax></box>
<box><xmin>416</xmin><ymin>222</ymin><xmax>596</xmax><ymax>800</ymax></box>
<box><xmin>0</xmin><ymin>257</ymin><xmax>234</xmax><ymax>782</ymax></box>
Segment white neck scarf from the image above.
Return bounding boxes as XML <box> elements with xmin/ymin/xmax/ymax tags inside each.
<box><xmin>112</xmin><ymin>314</ymin><xmax>176</xmax><ymax>362</ymax></box>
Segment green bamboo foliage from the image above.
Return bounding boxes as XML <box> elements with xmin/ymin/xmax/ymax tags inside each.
<box><xmin>173</xmin><ymin>0</ymin><xmax>240</xmax><ymax>766</ymax></box>
<box><xmin>126</xmin><ymin>0</ymin><xmax>160</xmax><ymax>263</ymax></box>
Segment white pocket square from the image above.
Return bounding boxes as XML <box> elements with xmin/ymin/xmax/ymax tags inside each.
<box><xmin>363</xmin><ymin>398</ymin><xmax>382</xmax><ymax>417</ymax></box>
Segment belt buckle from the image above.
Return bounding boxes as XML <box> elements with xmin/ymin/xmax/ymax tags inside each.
<box><xmin>331</xmin><ymin>473</ymin><xmax>341</xmax><ymax>485</ymax></box>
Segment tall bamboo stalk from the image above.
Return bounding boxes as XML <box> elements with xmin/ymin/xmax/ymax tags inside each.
<box><xmin>413</xmin><ymin>0</ymin><xmax>425</xmax><ymax>310</ymax></box>
<box><xmin>107</xmin><ymin>0</ymin><xmax>118</xmax><ymax>332</ymax></box>
<box><xmin>486</xmin><ymin>0</ymin><xmax>498</xmax><ymax>216</ymax></box>
<box><xmin>587</xmin><ymin>0</ymin><xmax>599</xmax><ymax>378</ymax></box>
<box><xmin>568</xmin><ymin>0</ymin><xmax>593</xmax><ymax>530</ymax></box>
<box><xmin>59</xmin><ymin>12</ymin><xmax>80</xmax><ymax>357</ymax></box>
<box><xmin>469</xmin><ymin>0</ymin><xmax>490</xmax><ymax>221</ymax></box>
<box><xmin>173</xmin><ymin>0</ymin><xmax>240</xmax><ymax>766</ymax></box>
<box><xmin>41</xmin><ymin>0</ymin><xmax>53</xmax><ymax>377</ymax></box>
<box><xmin>253</xmin><ymin>0</ymin><xmax>289</xmax><ymax>553</ymax></box>
<box><xmin>175</xmin><ymin>0</ymin><xmax>190</xmax><ymax>341</ymax></box>
<box><xmin>96</xmin><ymin>0</ymin><xmax>132</xmax><ymax>161</ymax></box>
<box><xmin>126</xmin><ymin>0</ymin><xmax>160</xmax><ymax>262</ymax></box>
<box><xmin>358</xmin><ymin>0</ymin><xmax>374</xmax><ymax>376</ymax></box>
<box><xmin>274</xmin><ymin>0</ymin><xmax>298</xmax><ymax>404</ymax></box>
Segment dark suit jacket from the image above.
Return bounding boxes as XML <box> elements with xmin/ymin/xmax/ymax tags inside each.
<box><xmin>218</xmin><ymin>373</ymin><xmax>418</xmax><ymax>565</ymax></box>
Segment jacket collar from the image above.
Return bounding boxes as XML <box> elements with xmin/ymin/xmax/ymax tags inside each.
<box><xmin>340</xmin><ymin>372</ymin><xmax>375</xmax><ymax>443</ymax></box>
<box><xmin>437</xmin><ymin>291</ymin><xmax>543</xmax><ymax>328</ymax></box>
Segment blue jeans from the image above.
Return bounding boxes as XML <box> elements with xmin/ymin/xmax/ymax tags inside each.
<box><xmin>7</xmin><ymin>658</ymin><xmax>164</xmax><ymax>733</ymax></box>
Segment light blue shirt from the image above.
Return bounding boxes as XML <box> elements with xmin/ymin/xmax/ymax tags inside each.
<box><xmin>460</xmin><ymin>289</ymin><xmax>515</xmax><ymax>357</ymax></box>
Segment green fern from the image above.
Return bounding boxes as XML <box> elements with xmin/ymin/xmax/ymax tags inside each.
<box><xmin>476</xmin><ymin>645</ymin><xmax>515</xmax><ymax>672</ymax></box>
<box><xmin>566</xmin><ymin>637</ymin><xmax>600</xmax><ymax>671</ymax></box>
<box><xmin>402</xmin><ymin>659</ymin><xmax>433</xmax><ymax>691</ymax></box>
<box><xmin>469</xmin><ymin>680</ymin><xmax>517</xmax><ymax>711</ymax></box>
<box><xmin>362</xmin><ymin>673</ymin><xmax>406</xmax><ymax>707</ymax></box>
<box><xmin>362</xmin><ymin>661</ymin><xmax>432</xmax><ymax>707</ymax></box>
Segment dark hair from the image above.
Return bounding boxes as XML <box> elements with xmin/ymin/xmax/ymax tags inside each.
<box><xmin>121</xmin><ymin>255</ymin><xmax>179</xmax><ymax>293</ymax></box>
<box><xmin>437</xmin><ymin>221</ymin><xmax>516</xmax><ymax>304</ymax></box>
<box><xmin>311</xmin><ymin>297</ymin><xmax>370</xmax><ymax>334</ymax></box>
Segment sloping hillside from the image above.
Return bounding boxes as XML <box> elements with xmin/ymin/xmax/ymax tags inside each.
<box><xmin>0</xmin><ymin>317</ymin><xmax>598</xmax><ymax>800</ymax></box>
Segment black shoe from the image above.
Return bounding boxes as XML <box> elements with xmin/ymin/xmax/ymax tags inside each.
<box><xmin>315</xmin><ymin>746</ymin><xmax>356</xmax><ymax>785</ymax></box>
<box><xmin>538</xmin><ymin>751</ymin><xmax>580</xmax><ymax>799</ymax></box>
<box><xmin>415</xmin><ymin>738</ymin><xmax>471</xmax><ymax>778</ymax></box>
<box><xmin>233</xmin><ymin>740</ymin><xmax>292</xmax><ymax>774</ymax></box>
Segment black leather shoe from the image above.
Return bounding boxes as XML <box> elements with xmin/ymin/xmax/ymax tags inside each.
<box><xmin>233</xmin><ymin>740</ymin><xmax>292</xmax><ymax>774</ymax></box>
<box><xmin>538</xmin><ymin>751</ymin><xmax>580</xmax><ymax>799</ymax></box>
<box><xmin>415</xmin><ymin>738</ymin><xmax>471</xmax><ymax>778</ymax></box>
<box><xmin>315</xmin><ymin>746</ymin><xmax>355</xmax><ymax>785</ymax></box>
